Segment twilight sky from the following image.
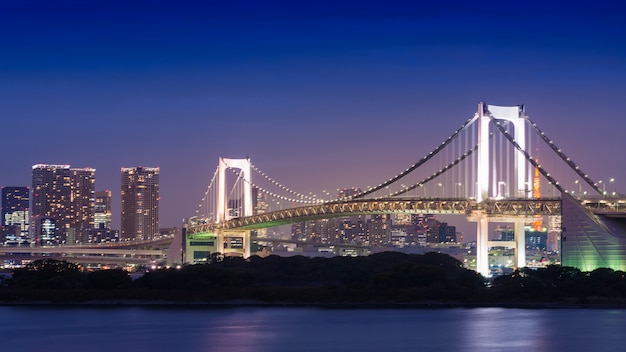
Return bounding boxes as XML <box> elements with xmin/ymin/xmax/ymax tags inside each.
<box><xmin>1</xmin><ymin>0</ymin><xmax>625</xmax><ymax>229</ymax></box>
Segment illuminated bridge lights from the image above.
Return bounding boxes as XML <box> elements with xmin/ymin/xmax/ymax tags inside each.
<box><xmin>196</xmin><ymin>198</ymin><xmax>563</xmax><ymax>231</ymax></box>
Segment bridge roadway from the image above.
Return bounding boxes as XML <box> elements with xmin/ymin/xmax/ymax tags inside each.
<box><xmin>0</xmin><ymin>247</ymin><xmax>165</xmax><ymax>257</ymax></box>
<box><xmin>0</xmin><ymin>237</ymin><xmax>174</xmax><ymax>266</ymax></box>
<box><xmin>190</xmin><ymin>197</ymin><xmax>563</xmax><ymax>232</ymax></box>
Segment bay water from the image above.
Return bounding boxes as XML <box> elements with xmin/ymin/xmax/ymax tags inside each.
<box><xmin>0</xmin><ymin>306</ymin><xmax>624</xmax><ymax>351</ymax></box>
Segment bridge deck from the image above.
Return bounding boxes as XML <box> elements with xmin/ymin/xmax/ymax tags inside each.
<box><xmin>189</xmin><ymin>197</ymin><xmax>562</xmax><ymax>232</ymax></box>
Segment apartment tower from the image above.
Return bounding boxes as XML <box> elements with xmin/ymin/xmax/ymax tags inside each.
<box><xmin>120</xmin><ymin>166</ymin><xmax>159</xmax><ymax>241</ymax></box>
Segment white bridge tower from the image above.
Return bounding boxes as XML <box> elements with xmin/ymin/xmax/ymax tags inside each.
<box><xmin>475</xmin><ymin>103</ymin><xmax>532</xmax><ymax>277</ymax></box>
<box><xmin>216</xmin><ymin>157</ymin><xmax>253</xmax><ymax>257</ymax></box>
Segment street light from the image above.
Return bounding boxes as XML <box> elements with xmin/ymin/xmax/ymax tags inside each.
<box><xmin>599</xmin><ymin>180</ymin><xmax>606</xmax><ymax>197</ymax></box>
<box><xmin>575</xmin><ymin>180</ymin><xmax>581</xmax><ymax>196</ymax></box>
<box><xmin>455</xmin><ymin>183</ymin><xmax>463</xmax><ymax>198</ymax></box>
<box><xmin>610</xmin><ymin>178</ymin><xmax>615</xmax><ymax>197</ymax></box>
<box><xmin>438</xmin><ymin>183</ymin><xmax>444</xmax><ymax>198</ymax></box>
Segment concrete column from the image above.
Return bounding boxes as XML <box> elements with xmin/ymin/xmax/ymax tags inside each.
<box><xmin>514</xmin><ymin>220</ymin><xmax>526</xmax><ymax>268</ymax></box>
<box><xmin>217</xmin><ymin>157</ymin><xmax>253</xmax><ymax>223</ymax></box>
<box><xmin>476</xmin><ymin>102</ymin><xmax>490</xmax><ymax>203</ymax></box>
<box><xmin>215</xmin><ymin>229</ymin><xmax>225</xmax><ymax>254</ymax></box>
<box><xmin>217</xmin><ymin>157</ymin><xmax>227</xmax><ymax>223</ymax></box>
<box><xmin>476</xmin><ymin>215</ymin><xmax>490</xmax><ymax>277</ymax></box>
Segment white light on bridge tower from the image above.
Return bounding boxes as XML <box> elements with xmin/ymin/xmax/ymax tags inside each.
<box><xmin>476</xmin><ymin>103</ymin><xmax>529</xmax><ymax>202</ymax></box>
<box><xmin>217</xmin><ymin>157</ymin><xmax>253</xmax><ymax>223</ymax></box>
<box><xmin>217</xmin><ymin>157</ymin><xmax>253</xmax><ymax>259</ymax></box>
<box><xmin>486</xmin><ymin>104</ymin><xmax>528</xmax><ymax>198</ymax></box>
<box><xmin>476</xmin><ymin>102</ymin><xmax>490</xmax><ymax>203</ymax></box>
<box><xmin>475</xmin><ymin>103</ymin><xmax>531</xmax><ymax>277</ymax></box>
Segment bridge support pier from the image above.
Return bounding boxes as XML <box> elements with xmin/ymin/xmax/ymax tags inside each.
<box><xmin>514</xmin><ymin>220</ymin><xmax>526</xmax><ymax>268</ymax></box>
<box><xmin>476</xmin><ymin>215</ymin><xmax>490</xmax><ymax>277</ymax></box>
<box><xmin>217</xmin><ymin>230</ymin><xmax>251</xmax><ymax>258</ymax></box>
<box><xmin>474</xmin><ymin>215</ymin><xmax>528</xmax><ymax>277</ymax></box>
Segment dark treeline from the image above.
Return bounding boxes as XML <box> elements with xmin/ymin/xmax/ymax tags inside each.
<box><xmin>1</xmin><ymin>253</ymin><xmax>625</xmax><ymax>305</ymax></box>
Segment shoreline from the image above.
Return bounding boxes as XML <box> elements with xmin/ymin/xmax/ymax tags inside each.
<box><xmin>2</xmin><ymin>300</ymin><xmax>626</xmax><ymax>309</ymax></box>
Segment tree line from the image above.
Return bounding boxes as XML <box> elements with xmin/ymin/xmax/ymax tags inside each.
<box><xmin>0</xmin><ymin>253</ymin><xmax>624</xmax><ymax>305</ymax></box>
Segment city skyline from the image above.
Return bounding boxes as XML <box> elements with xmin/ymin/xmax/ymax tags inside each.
<box><xmin>1</xmin><ymin>0</ymin><xmax>625</xmax><ymax>230</ymax></box>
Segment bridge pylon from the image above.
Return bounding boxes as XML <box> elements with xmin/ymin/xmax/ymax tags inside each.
<box><xmin>475</xmin><ymin>103</ymin><xmax>532</xmax><ymax>277</ymax></box>
<box><xmin>216</xmin><ymin>157</ymin><xmax>253</xmax><ymax>258</ymax></box>
<box><xmin>217</xmin><ymin>157</ymin><xmax>253</xmax><ymax>223</ymax></box>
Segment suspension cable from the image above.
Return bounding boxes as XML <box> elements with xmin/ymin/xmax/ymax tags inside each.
<box><xmin>524</xmin><ymin>116</ymin><xmax>603</xmax><ymax>195</ymax></box>
<box><xmin>249</xmin><ymin>163</ymin><xmax>320</xmax><ymax>201</ymax></box>
<box><xmin>489</xmin><ymin>116</ymin><xmax>567</xmax><ymax>195</ymax></box>
<box><xmin>227</xmin><ymin>167</ymin><xmax>320</xmax><ymax>204</ymax></box>
<box><xmin>195</xmin><ymin>167</ymin><xmax>219</xmax><ymax>217</ymax></box>
<box><xmin>352</xmin><ymin>115</ymin><xmax>478</xmax><ymax>199</ymax></box>
<box><xmin>227</xmin><ymin>169</ymin><xmax>243</xmax><ymax>201</ymax></box>
<box><xmin>386</xmin><ymin>144</ymin><xmax>478</xmax><ymax>198</ymax></box>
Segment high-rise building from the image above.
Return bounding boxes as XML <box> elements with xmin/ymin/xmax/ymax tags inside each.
<box><xmin>31</xmin><ymin>164</ymin><xmax>96</xmax><ymax>244</ymax></box>
<box><xmin>1</xmin><ymin>186</ymin><xmax>30</xmax><ymax>240</ymax></box>
<box><xmin>86</xmin><ymin>189</ymin><xmax>117</xmax><ymax>244</ymax></box>
<box><xmin>94</xmin><ymin>190</ymin><xmax>112</xmax><ymax>229</ymax></box>
<box><xmin>252</xmin><ymin>187</ymin><xmax>268</xmax><ymax>239</ymax></box>
<box><xmin>121</xmin><ymin>166</ymin><xmax>159</xmax><ymax>241</ymax></box>
<box><xmin>32</xmin><ymin>164</ymin><xmax>71</xmax><ymax>244</ymax></box>
<box><xmin>70</xmin><ymin>168</ymin><xmax>96</xmax><ymax>241</ymax></box>
<box><xmin>367</xmin><ymin>214</ymin><xmax>390</xmax><ymax>245</ymax></box>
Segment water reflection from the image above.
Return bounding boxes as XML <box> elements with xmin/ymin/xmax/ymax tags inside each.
<box><xmin>460</xmin><ymin>308</ymin><xmax>551</xmax><ymax>351</ymax></box>
<box><xmin>0</xmin><ymin>307</ymin><xmax>624</xmax><ymax>352</ymax></box>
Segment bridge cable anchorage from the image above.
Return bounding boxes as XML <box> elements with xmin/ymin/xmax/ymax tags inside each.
<box><xmin>385</xmin><ymin>144</ymin><xmax>479</xmax><ymax>198</ymax></box>
<box><xmin>487</xmin><ymin>114</ymin><xmax>567</xmax><ymax>195</ymax></box>
<box><xmin>248</xmin><ymin>162</ymin><xmax>321</xmax><ymax>202</ymax></box>
<box><xmin>195</xmin><ymin>166</ymin><xmax>219</xmax><ymax>217</ymax></box>
<box><xmin>352</xmin><ymin>115</ymin><xmax>478</xmax><ymax>200</ymax></box>
<box><xmin>226</xmin><ymin>166</ymin><xmax>321</xmax><ymax>204</ymax></box>
<box><xmin>524</xmin><ymin>116</ymin><xmax>603</xmax><ymax>195</ymax></box>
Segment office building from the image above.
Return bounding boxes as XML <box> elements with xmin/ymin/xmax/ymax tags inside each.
<box><xmin>31</xmin><ymin>164</ymin><xmax>72</xmax><ymax>244</ymax></box>
<box><xmin>1</xmin><ymin>186</ymin><xmax>29</xmax><ymax>241</ymax></box>
<box><xmin>94</xmin><ymin>190</ymin><xmax>112</xmax><ymax>229</ymax></box>
<box><xmin>70</xmin><ymin>167</ymin><xmax>96</xmax><ymax>241</ymax></box>
<box><xmin>31</xmin><ymin>164</ymin><xmax>96</xmax><ymax>244</ymax></box>
<box><xmin>121</xmin><ymin>166</ymin><xmax>159</xmax><ymax>240</ymax></box>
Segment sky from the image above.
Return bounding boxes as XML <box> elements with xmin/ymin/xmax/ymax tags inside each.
<box><xmin>1</xmin><ymin>0</ymin><xmax>626</xmax><ymax>230</ymax></box>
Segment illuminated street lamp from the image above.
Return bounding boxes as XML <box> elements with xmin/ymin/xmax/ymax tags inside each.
<box><xmin>438</xmin><ymin>183</ymin><xmax>444</xmax><ymax>198</ymax></box>
<box><xmin>599</xmin><ymin>180</ymin><xmax>606</xmax><ymax>197</ymax></box>
<box><xmin>574</xmin><ymin>180</ymin><xmax>581</xmax><ymax>195</ymax></box>
<box><xmin>610</xmin><ymin>178</ymin><xmax>615</xmax><ymax>197</ymax></box>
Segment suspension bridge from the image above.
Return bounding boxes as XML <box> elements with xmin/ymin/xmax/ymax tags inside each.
<box><xmin>186</xmin><ymin>102</ymin><xmax>626</xmax><ymax>277</ymax></box>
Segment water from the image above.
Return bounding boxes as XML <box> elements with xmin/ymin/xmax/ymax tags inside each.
<box><xmin>0</xmin><ymin>306</ymin><xmax>624</xmax><ymax>352</ymax></box>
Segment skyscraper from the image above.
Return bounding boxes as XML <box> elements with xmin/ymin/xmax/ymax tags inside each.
<box><xmin>70</xmin><ymin>167</ymin><xmax>96</xmax><ymax>242</ymax></box>
<box><xmin>121</xmin><ymin>166</ymin><xmax>159</xmax><ymax>241</ymax></box>
<box><xmin>1</xmin><ymin>186</ymin><xmax>30</xmax><ymax>240</ymax></box>
<box><xmin>32</xmin><ymin>164</ymin><xmax>71</xmax><ymax>244</ymax></box>
<box><xmin>86</xmin><ymin>190</ymin><xmax>118</xmax><ymax>243</ymax></box>
<box><xmin>94</xmin><ymin>190</ymin><xmax>112</xmax><ymax>229</ymax></box>
<box><xmin>31</xmin><ymin>164</ymin><xmax>96</xmax><ymax>244</ymax></box>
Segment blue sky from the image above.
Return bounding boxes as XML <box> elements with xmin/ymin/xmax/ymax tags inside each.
<box><xmin>1</xmin><ymin>0</ymin><xmax>625</xmax><ymax>229</ymax></box>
